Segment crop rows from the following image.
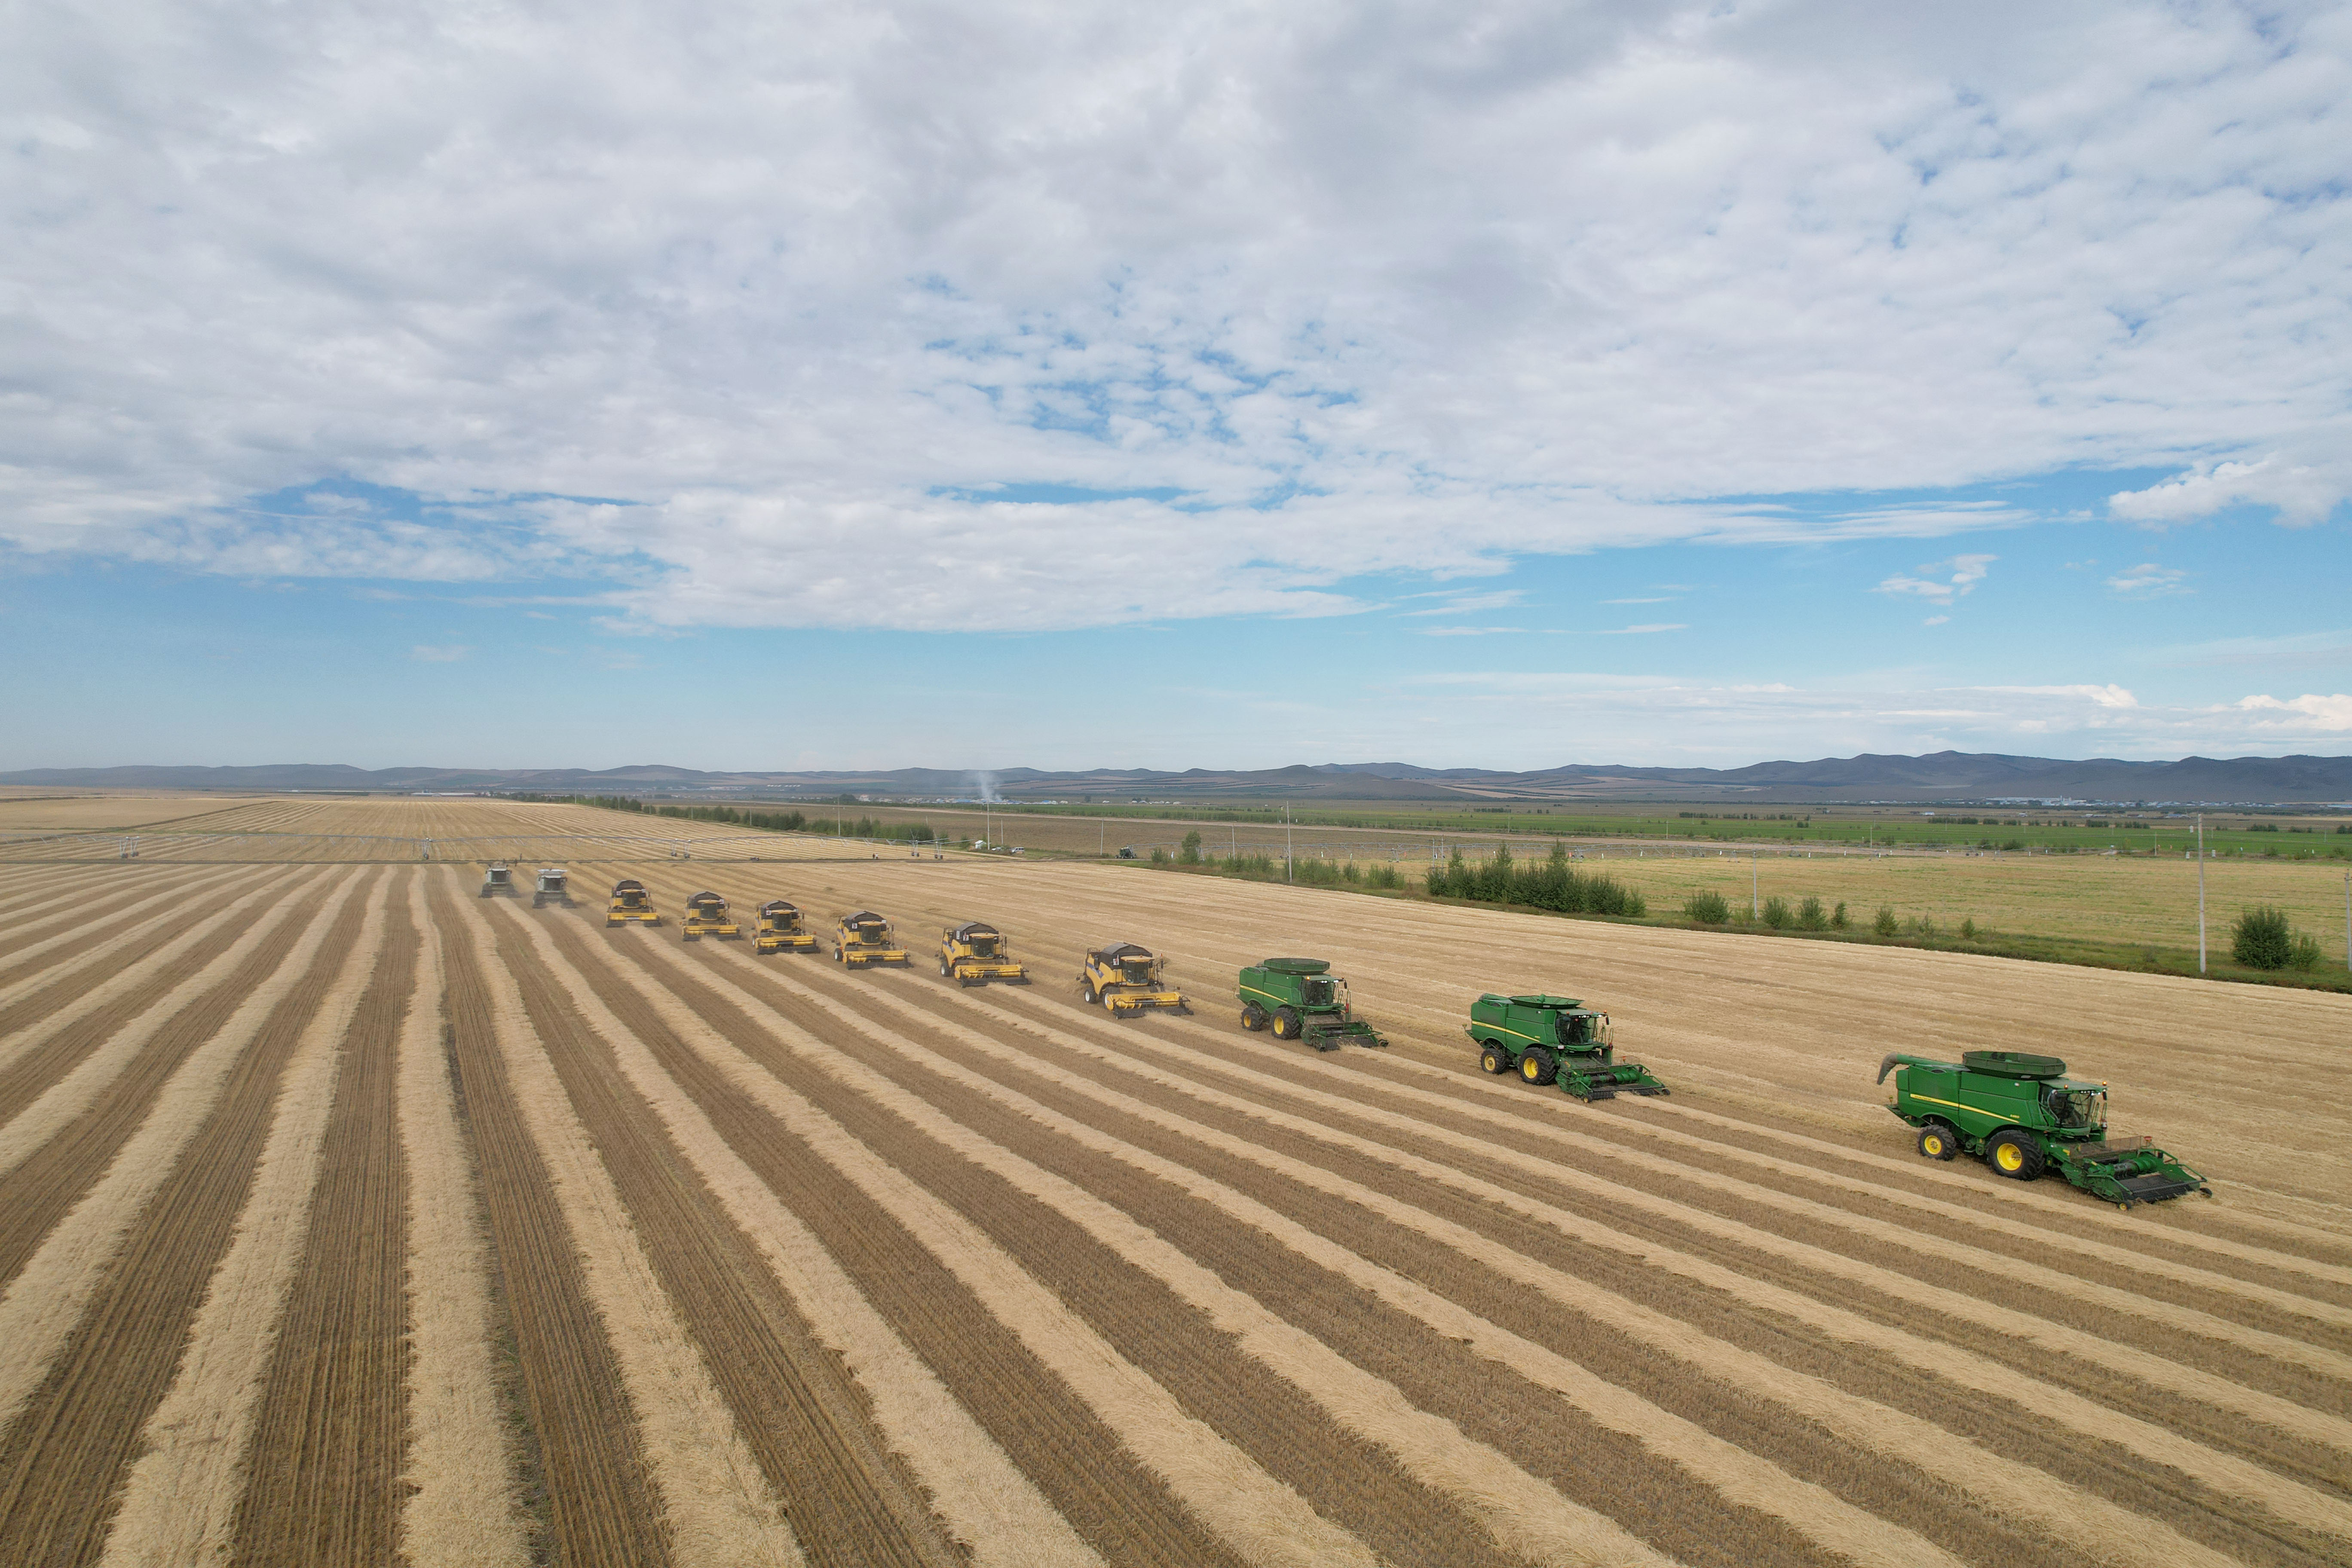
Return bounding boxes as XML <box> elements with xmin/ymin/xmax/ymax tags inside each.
<box><xmin>0</xmin><ymin>798</ymin><xmax>2345</xmax><ymax>1567</ymax></box>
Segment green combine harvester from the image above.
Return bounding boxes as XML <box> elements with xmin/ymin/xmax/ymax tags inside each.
<box><xmin>1238</xmin><ymin>958</ymin><xmax>1385</xmax><ymax>1049</ymax></box>
<box><xmin>1467</xmin><ymin>993</ymin><xmax>1667</xmax><ymax>1101</ymax></box>
<box><xmin>1879</xmin><ymin>1050</ymin><xmax>2211</xmax><ymax>1209</ymax></box>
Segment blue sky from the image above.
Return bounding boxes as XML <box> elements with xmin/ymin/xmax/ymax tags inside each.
<box><xmin>5</xmin><ymin>1</ymin><xmax>2349</xmax><ymax>770</ymax></box>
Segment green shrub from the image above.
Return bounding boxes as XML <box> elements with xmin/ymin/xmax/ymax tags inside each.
<box><xmin>1959</xmin><ymin>916</ymin><xmax>1977</xmax><ymax>940</ymax></box>
<box><xmin>1873</xmin><ymin>904</ymin><xmax>1899</xmax><ymax>937</ymax></box>
<box><xmin>2000</xmin><ymin>838</ymin><xmax>2025</xmax><ymax>851</ymax></box>
<box><xmin>1831</xmin><ymin>901</ymin><xmax>1849</xmax><ymax>930</ymax></box>
<box><xmin>1684</xmin><ymin>891</ymin><xmax>1730</xmax><ymax>925</ymax></box>
<box><xmin>2232</xmin><ymin>906</ymin><xmax>2296</xmax><ymax>969</ymax></box>
<box><xmin>1364</xmin><ymin>863</ymin><xmax>1403</xmax><ymax>890</ymax></box>
<box><xmin>1761</xmin><ymin>896</ymin><xmax>1792</xmax><ymax>929</ymax></box>
<box><xmin>1179</xmin><ymin>830</ymin><xmax>1202</xmax><ymax>864</ymax></box>
<box><xmin>1797</xmin><ymin>896</ymin><xmax>1827</xmax><ymax>931</ymax></box>
<box><xmin>2290</xmin><ymin>934</ymin><xmax>2324</xmax><ymax>971</ymax></box>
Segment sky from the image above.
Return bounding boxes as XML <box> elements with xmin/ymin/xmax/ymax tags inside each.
<box><xmin>4</xmin><ymin>0</ymin><xmax>2349</xmax><ymax>772</ymax></box>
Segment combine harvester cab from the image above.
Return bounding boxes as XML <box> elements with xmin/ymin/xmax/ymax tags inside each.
<box><xmin>533</xmin><ymin>867</ymin><xmax>570</xmax><ymax>907</ymax></box>
<box><xmin>940</xmin><ymin>922</ymin><xmax>1029</xmax><ymax>986</ymax></box>
<box><xmin>1879</xmin><ymin>1050</ymin><xmax>2211</xmax><ymax>1209</ymax></box>
<box><xmin>606</xmin><ymin>879</ymin><xmax>660</xmax><ymax>927</ymax></box>
<box><xmin>681</xmin><ymin>891</ymin><xmax>741</xmax><ymax>942</ymax></box>
<box><xmin>1239</xmin><ymin>958</ymin><xmax>1385</xmax><ymax>1050</ymax></box>
<box><xmin>834</xmin><ymin>911</ymin><xmax>909</xmax><ymax>967</ymax></box>
<box><xmin>480</xmin><ymin>862</ymin><xmax>517</xmax><ymax>898</ymax></box>
<box><xmin>753</xmin><ymin>900</ymin><xmax>818</xmax><ymax>953</ymax></box>
<box><xmin>1079</xmin><ymin>943</ymin><xmax>1189</xmax><ymax>1017</ymax></box>
<box><xmin>1467</xmin><ymin>993</ymin><xmax>1668</xmax><ymax>1101</ymax></box>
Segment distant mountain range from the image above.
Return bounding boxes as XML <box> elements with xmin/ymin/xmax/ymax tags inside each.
<box><xmin>6</xmin><ymin>751</ymin><xmax>2351</xmax><ymax>804</ymax></box>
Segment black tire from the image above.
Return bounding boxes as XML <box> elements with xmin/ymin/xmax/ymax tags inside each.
<box><xmin>1081</xmin><ymin>979</ymin><xmax>1098</xmax><ymax>1004</ymax></box>
<box><xmin>834</xmin><ymin>946</ymin><xmax>844</xmax><ymax>963</ymax></box>
<box><xmin>1917</xmin><ymin>1123</ymin><xmax>1960</xmax><ymax>1161</ymax></box>
<box><xmin>1241</xmin><ymin>1004</ymin><xmax>1268</xmax><ymax>1032</ymax></box>
<box><xmin>1273</xmin><ymin>1006</ymin><xmax>1301</xmax><ymax>1039</ymax></box>
<box><xmin>1479</xmin><ymin>1044</ymin><xmax>1508</xmax><ymax>1075</ymax></box>
<box><xmin>1987</xmin><ymin>1129</ymin><xmax>2046</xmax><ymax>1181</ymax></box>
<box><xmin>1519</xmin><ymin>1047</ymin><xmax>1556</xmax><ymax>1085</ymax></box>
<box><xmin>940</xmin><ymin>958</ymin><xmax>951</xmax><ymax>976</ymax></box>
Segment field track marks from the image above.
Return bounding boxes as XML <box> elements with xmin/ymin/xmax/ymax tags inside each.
<box><xmin>225</xmin><ymin>870</ymin><xmax>423</xmax><ymax>1566</ymax></box>
<box><xmin>0</xmin><ymin>867</ymin><xmax>308</xmax><ymax>1080</ymax></box>
<box><xmin>632</xmin><ymin>938</ymin><xmax>1678</xmax><ymax>1568</ymax></box>
<box><xmin>980</xmin><ymin>986</ymin><xmax>2346</xmax><ymax>1565</ymax></box>
<box><xmin>0</xmin><ymin>870</ymin><xmax>349</xmax><ymax>1184</ymax></box>
<box><xmin>98</xmin><ymin>872</ymin><xmax>395</xmax><ymax>1567</ymax></box>
<box><xmin>441</xmin><ymin>889</ymin><xmax>803</xmax><ymax>1568</ymax></box>
<box><xmin>1628</xmin><ymin>1098</ymin><xmax>2352</xmax><ymax>1291</ymax></box>
<box><xmin>1414</xmin><ymin>1068</ymin><xmax>2352</xmax><ymax>1324</ymax></box>
<box><xmin>499</xmin><ymin>905</ymin><xmax>1091</xmax><ymax>1568</ymax></box>
<box><xmin>0</xmin><ymin>867</ymin><xmax>239</xmax><ymax>979</ymax></box>
<box><xmin>1265</xmin><ymin>1056</ymin><xmax>2352</xmax><ymax>1436</ymax></box>
<box><xmin>432</xmin><ymin>885</ymin><xmax>669</xmax><ymax>1568</ymax></box>
<box><xmin>1227</xmin><ymin>1029</ymin><xmax>2352</xmax><ymax>1369</ymax></box>
<box><xmin>734</xmin><ymin>952</ymin><xmax>1966</xmax><ymax>1568</ymax></box>
<box><xmin>594</xmin><ymin>933</ymin><xmax>1384</xmax><ymax>1568</ymax></box>
<box><xmin>0</xmin><ymin>872</ymin><xmax>372</xmax><ymax>1565</ymax></box>
<box><xmin>0</xmin><ymin>865</ymin><xmax>139</xmax><ymax>916</ymax></box>
<box><xmin>482</xmin><ymin>908</ymin><xmax>960</xmax><ymax>1568</ymax></box>
<box><xmin>392</xmin><ymin>876</ymin><xmax>530</xmax><ymax>1568</ymax></box>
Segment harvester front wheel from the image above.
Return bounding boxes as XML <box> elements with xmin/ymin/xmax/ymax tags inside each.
<box><xmin>1479</xmin><ymin>1044</ymin><xmax>1507</xmax><ymax>1075</ymax></box>
<box><xmin>1519</xmin><ymin>1047</ymin><xmax>1556</xmax><ymax>1085</ymax></box>
<box><xmin>1272</xmin><ymin>1007</ymin><xmax>1300</xmax><ymax>1039</ymax></box>
<box><xmin>1987</xmin><ymin>1130</ymin><xmax>2045</xmax><ymax>1181</ymax></box>
<box><xmin>1917</xmin><ymin>1124</ymin><xmax>1959</xmax><ymax>1161</ymax></box>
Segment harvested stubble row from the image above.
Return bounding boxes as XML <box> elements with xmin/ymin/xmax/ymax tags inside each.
<box><xmin>0</xmin><ymin>805</ymin><xmax>2346</xmax><ymax>1567</ymax></box>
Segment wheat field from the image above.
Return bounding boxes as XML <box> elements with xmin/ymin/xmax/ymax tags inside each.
<box><xmin>0</xmin><ymin>796</ymin><xmax>2345</xmax><ymax>1567</ymax></box>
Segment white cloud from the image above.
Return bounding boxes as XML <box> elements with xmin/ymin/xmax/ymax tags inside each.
<box><xmin>1403</xmin><ymin>590</ymin><xmax>1525</xmax><ymax>617</ymax></box>
<box><xmin>410</xmin><ymin>644</ymin><xmax>470</xmax><ymax>662</ymax></box>
<box><xmin>2</xmin><ymin>3</ymin><xmax>2347</xmax><ymax>630</ymax></box>
<box><xmin>2107</xmin><ymin>563</ymin><xmax>2191</xmax><ymax>597</ymax></box>
<box><xmin>1923</xmin><ymin>614</ymin><xmax>1949</xmax><ymax>626</ymax></box>
<box><xmin>2110</xmin><ymin>454</ymin><xmax>2346</xmax><ymax>528</ymax></box>
<box><xmin>1387</xmin><ymin>673</ymin><xmax>2349</xmax><ymax>759</ymax></box>
<box><xmin>1603</xmin><ymin>596</ymin><xmax>1674</xmax><ymax>604</ymax></box>
<box><xmin>1875</xmin><ymin>554</ymin><xmax>1996</xmax><ymax>606</ymax></box>
<box><xmin>1417</xmin><ymin>625</ymin><xmax>1522</xmax><ymax>636</ymax></box>
<box><xmin>2236</xmin><ymin>692</ymin><xmax>2352</xmax><ymax>731</ymax></box>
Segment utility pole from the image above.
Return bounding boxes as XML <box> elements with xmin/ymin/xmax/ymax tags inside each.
<box><xmin>1285</xmin><ymin>803</ymin><xmax>1293</xmax><ymax>883</ymax></box>
<box><xmin>2343</xmin><ymin>870</ymin><xmax>2349</xmax><ymax>972</ymax></box>
<box><xmin>2197</xmin><ymin>813</ymin><xmax>2206</xmax><ymax>974</ymax></box>
<box><xmin>1752</xmin><ymin>853</ymin><xmax>1759</xmax><ymax>919</ymax></box>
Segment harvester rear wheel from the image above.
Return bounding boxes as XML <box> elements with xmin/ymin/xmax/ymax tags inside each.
<box><xmin>1082</xmin><ymin>979</ymin><xmax>1099</xmax><ymax>1004</ymax></box>
<box><xmin>1273</xmin><ymin>1007</ymin><xmax>1300</xmax><ymax>1039</ymax></box>
<box><xmin>1988</xmin><ymin>1130</ymin><xmax>2045</xmax><ymax>1181</ymax></box>
<box><xmin>1519</xmin><ymin>1047</ymin><xmax>1556</xmax><ymax>1085</ymax></box>
<box><xmin>1917</xmin><ymin>1124</ymin><xmax>1959</xmax><ymax>1161</ymax></box>
<box><xmin>1241</xmin><ymin>1004</ymin><xmax>1268</xmax><ymax>1031</ymax></box>
<box><xmin>1479</xmin><ymin>1045</ymin><xmax>1507</xmax><ymax>1075</ymax></box>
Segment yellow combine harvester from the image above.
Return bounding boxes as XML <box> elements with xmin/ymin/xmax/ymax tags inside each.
<box><xmin>938</xmin><ymin>921</ymin><xmax>1028</xmax><ymax>986</ymax></box>
<box><xmin>682</xmin><ymin>891</ymin><xmax>742</xmax><ymax>941</ymax></box>
<box><xmin>1079</xmin><ymin>943</ymin><xmax>1188</xmax><ymax>1016</ymax></box>
<box><xmin>753</xmin><ymin>900</ymin><xmax>818</xmax><ymax>954</ymax></box>
<box><xmin>606</xmin><ymin>879</ymin><xmax>660</xmax><ymax>927</ymax></box>
<box><xmin>833</xmin><ymin>911</ymin><xmax>909</xmax><ymax>967</ymax></box>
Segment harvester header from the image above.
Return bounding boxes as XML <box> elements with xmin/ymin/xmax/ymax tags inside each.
<box><xmin>1880</xmin><ymin>1050</ymin><xmax>2210</xmax><ymax>1208</ymax></box>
